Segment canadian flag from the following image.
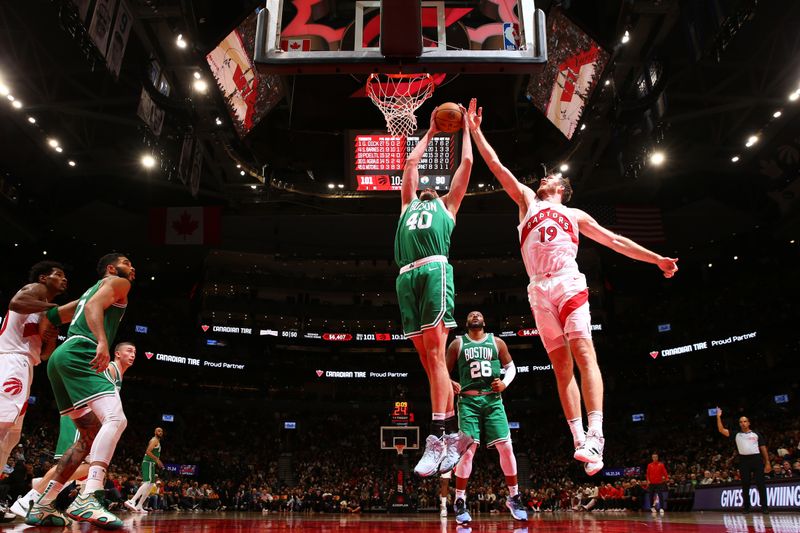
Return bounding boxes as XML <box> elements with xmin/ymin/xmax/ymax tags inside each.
<box><xmin>281</xmin><ymin>38</ymin><xmax>311</xmax><ymax>52</ymax></box>
<box><xmin>148</xmin><ymin>207</ymin><xmax>221</xmax><ymax>245</ymax></box>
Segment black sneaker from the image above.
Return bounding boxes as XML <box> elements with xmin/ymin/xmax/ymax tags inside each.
<box><xmin>454</xmin><ymin>498</ymin><xmax>472</xmax><ymax>525</ymax></box>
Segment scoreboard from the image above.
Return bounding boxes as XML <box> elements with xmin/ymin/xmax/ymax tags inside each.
<box><xmin>348</xmin><ymin>131</ymin><xmax>459</xmax><ymax>192</ymax></box>
<box><xmin>390</xmin><ymin>400</ymin><xmax>415</xmax><ymax>426</ymax></box>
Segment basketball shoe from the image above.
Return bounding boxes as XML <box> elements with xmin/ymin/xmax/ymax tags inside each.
<box><xmin>25</xmin><ymin>501</ymin><xmax>72</xmax><ymax>527</ymax></box>
<box><xmin>506</xmin><ymin>494</ymin><xmax>528</xmax><ymax>521</ymax></box>
<box><xmin>439</xmin><ymin>431</ymin><xmax>474</xmax><ymax>473</ymax></box>
<box><xmin>454</xmin><ymin>497</ymin><xmax>472</xmax><ymax>525</ymax></box>
<box><xmin>414</xmin><ymin>435</ymin><xmax>446</xmax><ymax>477</ymax></box>
<box><xmin>584</xmin><ymin>460</ymin><xmax>604</xmax><ymax>476</ymax></box>
<box><xmin>67</xmin><ymin>491</ymin><xmax>123</xmax><ymax>529</ymax></box>
<box><xmin>574</xmin><ymin>430</ymin><xmax>604</xmax><ymax>464</ymax></box>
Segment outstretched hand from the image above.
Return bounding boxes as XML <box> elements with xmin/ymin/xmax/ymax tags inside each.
<box><xmin>715</xmin><ymin>407</ymin><xmax>722</xmax><ymax>417</ymax></box>
<box><xmin>465</xmin><ymin>98</ymin><xmax>482</xmax><ymax>131</ymax></box>
<box><xmin>657</xmin><ymin>257</ymin><xmax>679</xmax><ymax>278</ymax></box>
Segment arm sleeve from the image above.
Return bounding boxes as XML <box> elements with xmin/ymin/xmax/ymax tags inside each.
<box><xmin>501</xmin><ymin>361</ymin><xmax>516</xmax><ymax>387</ymax></box>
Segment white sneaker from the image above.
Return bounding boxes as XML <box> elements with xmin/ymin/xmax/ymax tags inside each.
<box><xmin>574</xmin><ymin>431</ymin><xmax>604</xmax><ymax>464</ymax></box>
<box><xmin>440</xmin><ymin>504</ymin><xmax>448</xmax><ymax>518</ymax></box>
<box><xmin>659</xmin><ymin>509</ymin><xmax>664</xmax><ymax>515</ymax></box>
<box><xmin>136</xmin><ymin>507</ymin><xmax>148</xmax><ymax>514</ymax></box>
<box><xmin>651</xmin><ymin>507</ymin><xmax>657</xmax><ymax>514</ymax></box>
<box><xmin>124</xmin><ymin>500</ymin><xmax>138</xmax><ymax>513</ymax></box>
<box><xmin>439</xmin><ymin>431</ymin><xmax>475</xmax><ymax>474</ymax></box>
<box><xmin>414</xmin><ymin>435</ymin><xmax>446</xmax><ymax>477</ymax></box>
<box><xmin>10</xmin><ymin>488</ymin><xmax>40</xmax><ymax>518</ymax></box>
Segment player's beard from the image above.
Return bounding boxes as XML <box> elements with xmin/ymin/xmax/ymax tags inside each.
<box><xmin>467</xmin><ymin>320</ymin><xmax>484</xmax><ymax>330</ymax></box>
<box><xmin>420</xmin><ymin>190</ymin><xmax>437</xmax><ymax>201</ymax></box>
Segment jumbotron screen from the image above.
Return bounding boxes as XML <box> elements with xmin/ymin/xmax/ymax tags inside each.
<box><xmin>347</xmin><ymin>131</ymin><xmax>460</xmax><ymax>191</ymax></box>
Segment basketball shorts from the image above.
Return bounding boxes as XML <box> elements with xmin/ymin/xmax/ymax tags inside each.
<box><xmin>396</xmin><ymin>261</ymin><xmax>456</xmax><ymax>338</ymax></box>
<box><xmin>527</xmin><ymin>271</ymin><xmax>592</xmax><ymax>353</ymax></box>
<box><xmin>54</xmin><ymin>415</ymin><xmax>80</xmax><ymax>459</ymax></box>
<box><xmin>0</xmin><ymin>352</ymin><xmax>33</xmax><ymax>426</ymax></box>
<box><xmin>142</xmin><ymin>460</ymin><xmax>156</xmax><ymax>482</ymax></box>
<box><xmin>458</xmin><ymin>393</ymin><xmax>510</xmax><ymax>448</ymax></box>
<box><xmin>47</xmin><ymin>336</ymin><xmax>117</xmax><ymax>415</ymax></box>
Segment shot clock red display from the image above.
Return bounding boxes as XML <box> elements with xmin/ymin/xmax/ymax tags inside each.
<box><xmin>390</xmin><ymin>400</ymin><xmax>415</xmax><ymax>426</ymax></box>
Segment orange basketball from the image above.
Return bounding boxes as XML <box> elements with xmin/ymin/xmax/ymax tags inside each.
<box><xmin>434</xmin><ymin>102</ymin><xmax>463</xmax><ymax>133</ymax></box>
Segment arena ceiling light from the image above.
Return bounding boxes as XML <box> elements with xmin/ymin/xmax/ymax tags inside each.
<box><xmin>789</xmin><ymin>91</ymin><xmax>799</xmax><ymax>102</ymax></box>
<box><xmin>731</xmin><ymin>155</ymin><xmax>740</xmax><ymax>163</ymax></box>
<box><xmin>11</xmin><ymin>100</ymin><xmax>22</xmax><ymax>109</ymax></box>
<box><xmin>192</xmin><ymin>79</ymin><xmax>208</xmax><ymax>93</ymax></box>
<box><xmin>621</xmin><ymin>30</ymin><xmax>630</xmax><ymax>44</ymax></box>
<box><xmin>27</xmin><ymin>116</ymin><xmax>36</xmax><ymax>124</ymax></box>
<box><xmin>193</xmin><ymin>71</ymin><xmax>201</xmax><ymax>80</ymax></box>
<box><xmin>745</xmin><ymin>135</ymin><xmax>759</xmax><ymax>147</ymax></box>
<box><xmin>141</xmin><ymin>154</ymin><xmax>156</xmax><ymax>168</ymax></box>
<box><xmin>327</xmin><ymin>183</ymin><xmax>335</xmax><ymax>189</ymax></box>
<box><xmin>0</xmin><ymin>84</ymin><xmax>9</xmax><ymax>96</ymax></box>
<box><xmin>559</xmin><ymin>163</ymin><xmax>569</xmax><ymax>172</ymax></box>
<box><xmin>47</xmin><ymin>138</ymin><xmax>59</xmax><ymax>148</ymax></box>
<box><xmin>55</xmin><ymin>146</ymin><xmax>63</xmax><ymax>153</ymax></box>
<box><xmin>250</xmin><ymin>185</ymin><xmax>257</xmax><ymax>190</ymax></box>
<box><xmin>215</xmin><ymin>117</ymin><xmax>223</xmax><ymax>126</ymax></box>
<box><xmin>649</xmin><ymin>151</ymin><xmax>665</xmax><ymax>166</ymax></box>
<box><xmin>176</xmin><ymin>34</ymin><xmax>187</xmax><ymax>49</ymax></box>
<box><xmin>580</xmin><ymin>124</ymin><xmax>586</xmax><ymax>131</ymax></box>
<box><xmin>68</xmin><ymin>160</ymin><xmax>76</xmax><ymax>167</ymax></box>
<box><xmin>337</xmin><ymin>184</ymin><xmax>344</xmax><ymax>189</ymax></box>
<box><xmin>773</xmin><ymin>110</ymin><xmax>782</xmax><ymax>118</ymax></box>
<box><xmin>239</xmin><ymin>170</ymin><xmax>245</xmax><ymax>176</ymax></box>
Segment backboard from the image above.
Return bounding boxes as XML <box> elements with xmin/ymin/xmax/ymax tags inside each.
<box><xmin>254</xmin><ymin>0</ymin><xmax>547</xmax><ymax>74</ymax></box>
<box><xmin>380</xmin><ymin>426</ymin><xmax>420</xmax><ymax>451</ymax></box>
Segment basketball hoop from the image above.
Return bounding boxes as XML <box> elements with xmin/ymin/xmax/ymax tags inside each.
<box><xmin>394</xmin><ymin>443</ymin><xmax>406</xmax><ymax>456</ymax></box>
<box><xmin>366</xmin><ymin>73</ymin><xmax>435</xmax><ymax>137</ymax></box>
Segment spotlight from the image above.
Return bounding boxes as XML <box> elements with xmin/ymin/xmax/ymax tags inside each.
<box><xmin>11</xmin><ymin>100</ymin><xmax>22</xmax><ymax>109</ymax></box>
<box><xmin>47</xmin><ymin>138</ymin><xmax>59</xmax><ymax>148</ymax></box>
<box><xmin>790</xmin><ymin>91</ymin><xmax>799</xmax><ymax>102</ymax></box>
<box><xmin>250</xmin><ymin>185</ymin><xmax>257</xmax><ymax>190</ymax></box>
<box><xmin>621</xmin><ymin>30</ymin><xmax>630</xmax><ymax>44</ymax></box>
<box><xmin>745</xmin><ymin>135</ymin><xmax>758</xmax><ymax>147</ymax></box>
<box><xmin>580</xmin><ymin>124</ymin><xmax>586</xmax><ymax>131</ymax></box>
<box><xmin>0</xmin><ymin>84</ymin><xmax>8</xmax><ymax>96</ymax></box>
<box><xmin>707</xmin><ymin>263</ymin><xmax>712</xmax><ymax>268</ymax></box>
<box><xmin>55</xmin><ymin>146</ymin><xmax>63</xmax><ymax>153</ymax></box>
<box><xmin>6</xmin><ymin>94</ymin><xmax>13</xmax><ymax>101</ymax></box>
<box><xmin>141</xmin><ymin>154</ymin><xmax>156</xmax><ymax>168</ymax></box>
<box><xmin>215</xmin><ymin>117</ymin><xmax>222</xmax><ymax>126</ymax></box>
<box><xmin>43</xmin><ymin>250</ymin><xmax>47</xmax><ymax>255</ymax></box>
<box><xmin>559</xmin><ymin>163</ymin><xmax>569</xmax><ymax>172</ymax></box>
<box><xmin>193</xmin><ymin>71</ymin><xmax>201</xmax><ymax>80</ymax></box>
<box><xmin>27</xmin><ymin>116</ymin><xmax>36</xmax><ymax>124</ymax></box>
<box><xmin>337</xmin><ymin>183</ymin><xmax>344</xmax><ymax>189</ymax></box>
<box><xmin>773</xmin><ymin>110</ymin><xmax>782</xmax><ymax>118</ymax></box>
<box><xmin>240</xmin><ymin>170</ymin><xmax>245</xmax><ymax>176</ymax></box>
<box><xmin>68</xmin><ymin>160</ymin><xmax>76</xmax><ymax>167</ymax></box>
<box><xmin>176</xmin><ymin>34</ymin><xmax>187</xmax><ymax>49</ymax></box>
<box><xmin>733</xmin><ymin>256</ymin><xmax>738</xmax><ymax>260</ymax></box>
<box><xmin>236</xmin><ymin>164</ymin><xmax>241</xmax><ymax>168</ymax></box>
<box><xmin>478</xmin><ymin>183</ymin><xmax>485</xmax><ymax>188</ymax></box>
<box><xmin>604</xmin><ymin>79</ymin><xmax>610</xmax><ymax>86</ymax></box>
<box><xmin>731</xmin><ymin>156</ymin><xmax>740</xmax><ymax>163</ymax></box>
<box><xmin>193</xmin><ymin>79</ymin><xmax>208</xmax><ymax>93</ymax></box>
<box><xmin>151</xmin><ymin>276</ymin><xmax>156</xmax><ymax>281</ymax></box>
<box><xmin>649</xmin><ymin>151</ymin><xmax>665</xmax><ymax>166</ymax></box>
<box><xmin>327</xmin><ymin>183</ymin><xmax>335</xmax><ymax>189</ymax></box>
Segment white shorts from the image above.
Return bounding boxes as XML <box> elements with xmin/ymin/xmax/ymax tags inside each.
<box><xmin>0</xmin><ymin>352</ymin><xmax>33</xmax><ymax>425</ymax></box>
<box><xmin>527</xmin><ymin>272</ymin><xmax>592</xmax><ymax>353</ymax></box>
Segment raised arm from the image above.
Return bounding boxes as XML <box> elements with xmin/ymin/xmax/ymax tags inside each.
<box><xmin>441</xmin><ymin>100</ymin><xmax>475</xmax><ymax>216</ymax></box>
<box><xmin>715</xmin><ymin>407</ymin><xmax>730</xmax><ymax>438</ymax></box>
<box><xmin>575</xmin><ymin>209</ymin><xmax>679</xmax><ymax>278</ymax></box>
<box><xmin>9</xmin><ymin>283</ymin><xmax>56</xmax><ymax>314</ymax></box>
<box><xmin>466</xmin><ymin>104</ymin><xmax>535</xmax><ymax>220</ymax></box>
<box><xmin>400</xmin><ymin>108</ymin><xmax>440</xmax><ymax>213</ymax></box>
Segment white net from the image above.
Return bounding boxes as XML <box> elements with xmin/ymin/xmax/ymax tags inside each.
<box><xmin>366</xmin><ymin>73</ymin><xmax>435</xmax><ymax>137</ymax></box>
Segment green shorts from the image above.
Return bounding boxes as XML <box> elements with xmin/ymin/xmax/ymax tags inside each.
<box><xmin>458</xmin><ymin>393</ymin><xmax>511</xmax><ymax>448</ymax></box>
<box><xmin>54</xmin><ymin>415</ymin><xmax>79</xmax><ymax>459</ymax></box>
<box><xmin>395</xmin><ymin>261</ymin><xmax>456</xmax><ymax>338</ymax></box>
<box><xmin>47</xmin><ymin>336</ymin><xmax>117</xmax><ymax>415</ymax></box>
<box><xmin>142</xmin><ymin>460</ymin><xmax>156</xmax><ymax>482</ymax></box>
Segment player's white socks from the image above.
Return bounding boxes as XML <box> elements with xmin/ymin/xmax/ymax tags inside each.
<box><xmin>587</xmin><ymin>411</ymin><xmax>604</xmax><ymax>436</ymax></box>
<box><xmin>20</xmin><ymin>488</ymin><xmax>41</xmax><ymax>503</ymax></box>
<box><xmin>37</xmin><ymin>480</ymin><xmax>64</xmax><ymax>505</ymax></box>
<box><xmin>455</xmin><ymin>489</ymin><xmax>466</xmax><ymax>503</ymax></box>
<box><xmin>83</xmin><ymin>465</ymin><xmax>106</xmax><ymax>494</ymax></box>
<box><xmin>568</xmin><ymin>417</ymin><xmax>585</xmax><ymax>446</ymax></box>
<box><xmin>509</xmin><ymin>485</ymin><xmax>519</xmax><ymax>497</ymax></box>
<box><xmin>440</xmin><ymin>496</ymin><xmax>447</xmax><ymax>506</ymax></box>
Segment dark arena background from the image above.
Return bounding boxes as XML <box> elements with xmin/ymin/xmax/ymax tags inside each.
<box><xmin>1</xmin><ymin>0</ymin><xmax>799</xmax><ymax>532</ymax></box>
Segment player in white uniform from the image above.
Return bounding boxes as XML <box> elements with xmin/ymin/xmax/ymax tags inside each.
<box><xmin>466</xmin><ymin>105</ymin><xmax>678</xmax><ymax>474</ymax></box>
<box><xmin>0</xmin><ymin>262</ymin><xmax>69</xmax><ymax>470</ymax></box>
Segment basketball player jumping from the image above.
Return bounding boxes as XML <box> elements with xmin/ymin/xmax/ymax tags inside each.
<box><xmin>466</xmin><ymin>105</ymin><xmax>678</xmax><ymax>474</ymax></box>
<box><xmin>446</xmin><ymin>311</ymin><xmax>527</xmax><ymax>524</ymax></box>
<box><xmin>12</xmin><ymin>342</ymin><xmax>136</xmax><ymax>518</ymax></box>
<box><xmin>27</xmin><ymin>253</ymin><xmax>135</xmax><ymax>528</ymax></box>
<box><xmin>125</xmin><ymin>427</ymin><xmax>164</xmax><ymax>513</ymax></box>
<box><xmin>396</xmin><ymin>101</ymin><xmax>475</xmax><ymax>477</ymax></box>
<box><xmin>0</xmin><ymin>262</ymin><xmax>69</xmax><ymax>471</ymax></box>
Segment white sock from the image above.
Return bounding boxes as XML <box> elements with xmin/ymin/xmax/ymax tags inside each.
<box><xmin>455</xmin><ymin>489</ymin><xmax>466</xmax><ymax>502</ymax></box>
<box><xmin>587</xmin><ymin>411</ymin><xmax>604</xmax><ymax>436</ymax></box>
<box><xmin>509</xmin><ymin>485</ymin><xmax>519</xmax><ymax>497</ymax></box>
<box><xmin>568</xmin><ymin>417</ymin><xmax>585</xmax><ymax>446</ymax></box>
<box><xmin>440</xmin><ymin>496</ymin><xmax>447</xmax><ymax>506</ymax></box>
<box><xmin>432</xmin><ymin>412</ymin><xmax>446</xmax><ymax>420</ymax></box>
<box><xmin>22</xmin><ymin>488</ymin><xmax>40</xmax><ymax>501</ymax></box>
<box><xmin>83</xmin><ymin>465</ymin><xmax>106</xmax><ymax>494</ymax></box>
<box><xmin>37</xmin><ymin>480</ymin><xmax>64</xmax><ymax>505</ymax></box>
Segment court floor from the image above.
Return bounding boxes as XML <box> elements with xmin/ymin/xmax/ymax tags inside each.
<box><xmin>3</xmin><ymin>511</ymin><xmax>799</xmax><ymax>532</ymax></box>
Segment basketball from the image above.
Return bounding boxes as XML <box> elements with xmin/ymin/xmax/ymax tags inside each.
<box><xmin>434</xmin><ymin>102</ymin><xmax>463</xmax><ymax>133</ymax></box>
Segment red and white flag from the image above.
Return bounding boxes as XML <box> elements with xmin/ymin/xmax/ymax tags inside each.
<box><xmin>148</xmin><ymin>207</ymin><xmax>221</xmax><ymax>245</ymax></box>
<box><xmin>281</xmin><ymin>38</ymin><xmax>311</xmax><ymax>52</ymax></box>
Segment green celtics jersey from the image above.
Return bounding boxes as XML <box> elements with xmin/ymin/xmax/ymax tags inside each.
<box><xmin>102</xmin><ymin>361</ymin><xmax>122</xmax><ymax>391</ymax></box>
<box><xmin>394</xmin><ymin>198</ymin><xmax>455</xmax><ymax>267</ymax></box>
<box><xmin>143</xmin><ymin>440</ymin><xmax>161</xmax><ymax>463</ymax></box>
<box><xmin>457</xmin><ymin>333</ymin><xmax>501</xmax><ymax>393</ymax></box>
<box><xmin>67</xmin><ymin>279</ymin><xmax>127</xmax><ymax>344</ymax></box>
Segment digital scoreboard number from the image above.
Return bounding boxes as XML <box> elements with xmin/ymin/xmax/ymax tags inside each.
<box><xmin>349</xmin><ymin>131</ymin><xmax>459</xmax><ymax>192</ymax></box>
<box><xmin>390</xmin><ymin>400</ymin><xmax>415</xmax><ymax>426</ymax></box>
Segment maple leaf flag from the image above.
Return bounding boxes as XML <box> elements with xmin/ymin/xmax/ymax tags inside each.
<box><xmin>280</xmin><ymin>38</ymin><xmax>311</xmax><ymax>52</ymax></box>
<box><xmin>148</xmin><ymin>207</ymin><xmax>221</xmax><ymax>245</ymax></box>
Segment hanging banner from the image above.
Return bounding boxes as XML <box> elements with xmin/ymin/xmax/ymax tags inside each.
<box><xmin>87</xmin><ymin>0</ymin><xmax>117</xmax><ymax>55</ymax></box>
<box><xmin>105</xmin><ymin>0</ymin><xmax>133</xmax><ymax>78</ymax></box>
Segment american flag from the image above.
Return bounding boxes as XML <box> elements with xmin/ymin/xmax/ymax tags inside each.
<box><xmin>587</xmin><ymin>205</ymin><xmax>665</xmax><ymax>243</ymax></box>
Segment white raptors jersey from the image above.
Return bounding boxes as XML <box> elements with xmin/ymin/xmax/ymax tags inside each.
<box><xmin>0</xmin><ymin>309</ymin><xmax>43</xmax><ymax>364</ymax></box>
<box><xmin>517</xmin><ymin>197</ymin><xmax>580</xmax><ymax>277</ymax></box>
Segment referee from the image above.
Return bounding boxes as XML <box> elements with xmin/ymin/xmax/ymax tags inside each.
<box><xmin>716</xmin><ymin>407</ymin><xmax>771</xmax><ymax>514</ymax></box>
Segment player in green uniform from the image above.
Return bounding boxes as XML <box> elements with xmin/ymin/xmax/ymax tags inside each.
<box><xmin>395</xmin><ymin>100</ymin><xmax>476</xmax><ymax>477</ymax></box>
<box><xmin>125</xmin><ymin>427</ymin><xmax>164</xmax><ymax>513</ymax></box>
<box><xmin>27</xmin><ymin>253</ymin><xmax>135</xmax><ymax>529</ymax></box>
<box><xmin>445</xmin><ymin>311</ymin><xmax>527</xmax><ymax>524</ymax></box>
<box><xmin>12</xmin><ymin>342</ymin><xmax>135</xmax><ymax>518</ymax></box>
